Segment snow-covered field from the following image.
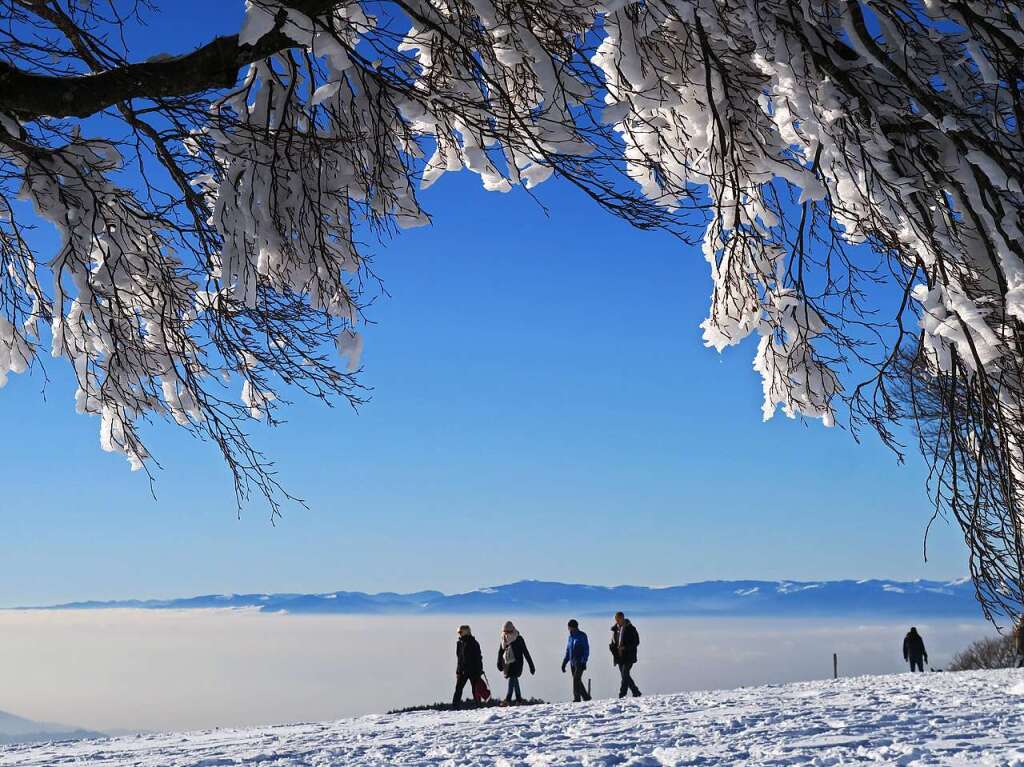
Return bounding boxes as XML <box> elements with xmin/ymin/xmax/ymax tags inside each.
<box><xmin>5</xmin><ymin>670</ymin><xmax>1022</xmax><ymax>766</ymax></box>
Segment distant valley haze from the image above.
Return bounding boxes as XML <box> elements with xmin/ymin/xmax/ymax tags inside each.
<box><xmin>0</xmin><ymin>609</ymin><xmax>990</xmax><ymax>734</ymax></box>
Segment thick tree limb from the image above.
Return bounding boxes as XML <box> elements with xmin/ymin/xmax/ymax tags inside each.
<box><xmin>0</xmin><ymin>0</ymin><xmax>336</xmax><ymax>120</ymax></box>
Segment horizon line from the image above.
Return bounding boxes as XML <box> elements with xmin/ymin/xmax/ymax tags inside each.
<box><xmin>8</xmin><ymin>575</ymin><xmax>973</xmax><ymax>611</ymax></box>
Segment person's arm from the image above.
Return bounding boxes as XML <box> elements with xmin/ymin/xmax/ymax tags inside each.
<box><xmin>562</xmin><ymin>637</ymin><xmax>571</xmax><ymax>670</ymax></box>
<box><xmin>522</xmin><ymin>640</ymin><xmax>536</xmax><ymax>674</ymax></box>
<box><xmin>497</xmin><ymin>645</ymin><xmax>504</xmax><ymax>672</ymax></box>
<box><xmin>581</xmin><ymin>634</ymin><xmax>590</xmax><ymax>664</ymax></box>
<box><xmin>902</xmin><ymin>637</ymin><xmax>909</xmax><ymax>661</ymax></box>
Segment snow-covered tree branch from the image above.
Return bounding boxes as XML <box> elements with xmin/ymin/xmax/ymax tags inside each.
<box><xmin>1</xmin><ymin>0</ymin><xmax>1022</xmax><ymax>616</ymax></box>
<box><xmin>0</xmin><ymin>2</ymin><xmax>340</xmax><ymax>120</ymax></box>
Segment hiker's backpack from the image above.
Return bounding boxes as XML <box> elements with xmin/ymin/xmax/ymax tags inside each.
<box><xmin>472</xmin><ymin>675</ymin><xmax>491</xmax><ymax>702</ymax></box>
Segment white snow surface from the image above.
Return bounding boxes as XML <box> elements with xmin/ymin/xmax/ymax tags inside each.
<box><xmin>5</xmin><ymin>670</ymin><xmax>1023</xmax><ymax>766</ymax></box>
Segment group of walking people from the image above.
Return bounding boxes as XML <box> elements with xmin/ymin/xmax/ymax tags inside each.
<box><xmin>452</xmin><ymin>613</ymin><xmax>642</xmax><ymax>707</ymax></box>
<box><xmin>456</xmin><ymin>619</ymin><xmax>1024</xmax><ymax>709</ymax></box>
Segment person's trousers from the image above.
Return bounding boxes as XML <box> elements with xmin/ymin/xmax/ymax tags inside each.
<box><xmin>505</xmin><ymin>675</ymin><xmax>522</xmax><ymax>702</ymax></box>
<box><xmin>909</xmin><ymin>658</ymin><xmax>924</xmax><ymax>672</ymax></box>
<box><xmin>571</xmin><ymin>664</ymin><xmax>591</xmax><ymax>702</ymax></box>
<box><xmin>453</xmin><ymin>673</ymin><xmax>482</xmax><ymax>704</ymax></box>
<box><xmin>618</xmin><ymin>662</ymin><xmax>641</xmax><ymax>697</ymax></box>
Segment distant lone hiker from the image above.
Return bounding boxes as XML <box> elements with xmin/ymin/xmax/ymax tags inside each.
<box><xmin>903</xmin><ymin>627</ymin><xmax>928</xmax><ymax>672</ymax></box>
<box><xmin>453</xmin><ymin>625</ymin><xmax>485</xmax><ymax>707</ymax></box>
<box><xmin>562</xmin><ymin>619</ymin><xmax>591</xmax><ymax>702</ymax></box>
<box><xmin>497</xmin><ymin>621</ymin><xmax>536</xmax><ymax>705</ymax></box>
<box><xmin>610</xmin><ymin>611</ymin><xmax>642</xmax><ymax>698</ymax></box>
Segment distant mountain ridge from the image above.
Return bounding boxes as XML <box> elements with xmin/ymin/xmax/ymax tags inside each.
<box><xmin>18</xmin><ymin>578</ymin><xmax>983</xmax><ymax>618</ymax></box>
<box><xmin>0</xmin><ymin>709</ymin><xmax>104</xmax><ymax>746</ymax></box>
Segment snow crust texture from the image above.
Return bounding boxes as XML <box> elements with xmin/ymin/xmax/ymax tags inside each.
<box><xmin>5</xmin><ymin>670</ymin><xmax>1023</xmax><ymax>766</ymax></box>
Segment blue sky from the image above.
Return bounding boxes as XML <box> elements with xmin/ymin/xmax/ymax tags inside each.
<box><xmin>0</xmin><ymin>2</ymin><xmax>969</xmax><ymax>607</ymax></box>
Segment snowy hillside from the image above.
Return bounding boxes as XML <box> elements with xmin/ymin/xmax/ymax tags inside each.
<box><xmin>6</xmin><ymin>670</ymin><xmax>1022</xmax><ymax>765</ymax></box>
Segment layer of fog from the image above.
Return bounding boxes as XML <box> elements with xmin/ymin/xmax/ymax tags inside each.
<box><xmin>0</xmin><ymin>610</ymin><xmax>989</xmax><ymax>733</ymax></box>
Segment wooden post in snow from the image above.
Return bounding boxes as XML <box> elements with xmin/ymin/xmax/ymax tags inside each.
<box><xmin>833</xmin><ymin>653</ymin><xmax>838</xmax><ymax>679</ymax></box>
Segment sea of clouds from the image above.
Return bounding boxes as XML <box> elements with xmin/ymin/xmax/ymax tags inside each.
<box><xmin>0</xmin><ymin>610</ymin><xmax>990</xmax><ymax>733</ymax></box>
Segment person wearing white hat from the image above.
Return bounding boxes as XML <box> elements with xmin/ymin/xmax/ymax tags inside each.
<box><xmin>496</xmin><ymin>621</ymin><xmax>536</xmax><ymax>705</ymax></box>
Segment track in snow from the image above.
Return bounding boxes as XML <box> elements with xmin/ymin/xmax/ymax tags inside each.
<box><xmin>4</xmin><ymin>669</ymin><xmax>1023</xmax><ymax>765</ymax></box>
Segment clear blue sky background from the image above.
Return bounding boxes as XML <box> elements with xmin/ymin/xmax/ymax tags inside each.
<box><xmin>0</xmin><ymin>2</ymin><xmax>969</xmax><ymax>607</ymax></box>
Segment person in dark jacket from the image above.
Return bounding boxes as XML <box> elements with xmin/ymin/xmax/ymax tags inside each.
<box><xmin>610</xmin><ymin>611</ymin><xmax>642</xmax><ymax>698</ymax></box>
<box><xmin>453</xmin><ymin>625</ymin><xmax>485</xmax><ymax>706</ymax></box>
<box><xmin>561</xmin><ymin>619</ymin><xmax>591</xmax><ymax>702</ymax></box>
<box><xmin>903</xmin><ymin>627</ymin><xmax>928</xmax><ymax>672</ymax></box>
<box><xmin>496</xmin><ymin>620</ymin><xmax>536</xmax><ymax>704</ymax></box>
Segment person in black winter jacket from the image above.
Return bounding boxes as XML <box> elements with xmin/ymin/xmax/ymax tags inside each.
<box><xmin>610</xmin><ymin>612</ymin><xmax>642</xmax><ymax>698</ymax></box>
<box><xmin>903</xmin><ymin>627</ymin><xmax>928</xmax><ymax>672</ymax></box>
<box><xmin>453</xmin><ymin>625</ymin><xmax>485</xmax><ymax>706</ymax></box>
<box><xmin>496</xmin><ymin>620</ymin><xmax>536</xmax><ymax>704</ymax></box>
